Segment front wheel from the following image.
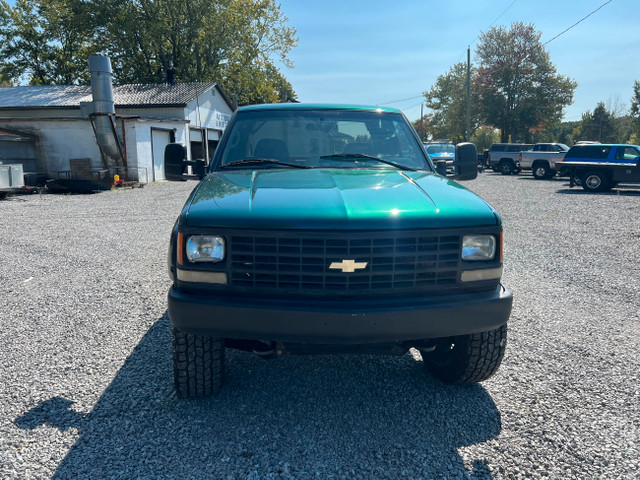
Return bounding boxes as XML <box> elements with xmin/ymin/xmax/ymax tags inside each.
<box><xmin>422</xmin><ymin>325</ymin><xmax>507</xmax><ymax>384</ymax></box>
<box><xmin>173</xmin><ymin>328</ymin><xmax>225</xmax><ymax>398</ymax></box>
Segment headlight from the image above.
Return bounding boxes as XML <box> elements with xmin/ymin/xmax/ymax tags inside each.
<box><xmin>462</xmin><ymin>235</ymin><xmax>496</xmax><ymax>261</ymax></box>
<box><xmin>186</xmin><ymin>235</ymin><xmax>225</xmax><ymax>263</ymax></box>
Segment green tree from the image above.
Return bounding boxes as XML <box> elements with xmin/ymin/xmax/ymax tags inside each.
<box><xmin>613</xmin><ymin>115</ymin><xmax>634</xmax><ymax>144</ymax></box>
<box><xmin>576</xmin><ymin>102</ymin><xmax>617</xmax><ymax>143</ymax></box>
<box><xmin>92</xmin><ymin>0</ymin><xmax>298</xmax><ymax>104</ymax></box>
<box><xmin>0</xmin><ymin>0</ymin><xmax>97</xmax><ymax>85</ymax></box>
<box><xmin>630</xmin><ymin>80</ymin><xmax>640</xmax><ymax>143</ymax></box>
<box><xmin>470</xmin><ymin>126</ymin><xmax>500</xmax><ymax>153</ymax></box>
<box><xmin>536</xmin><ymin>120</ymin><xmax>580</xmax><ymax>145</ymax></box>
<box><xmin>0</xmin><ymin>0</ymin><xmax>298</xmax><ymax>104</ymax></box>
<box><xmin>475</xmin><ymin>22</ymin><xmax>577</xmax><ymax>143</ymax></box>
<box><xmin>423</xmin><ymin>62</ymin><xmax>480</xmax><ymax>143</ymax></box>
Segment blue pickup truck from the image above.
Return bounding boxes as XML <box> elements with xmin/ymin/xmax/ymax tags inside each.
<box><xmin>557</xmin><ymin>144</ymin><xmax>640</xmax><ymax>192</ymax></box>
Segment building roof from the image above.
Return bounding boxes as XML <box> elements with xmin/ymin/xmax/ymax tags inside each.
<box><xmin>0</xmin><ymin>82</ymin><xmax>234</xmax><ymax>110</ymax></box>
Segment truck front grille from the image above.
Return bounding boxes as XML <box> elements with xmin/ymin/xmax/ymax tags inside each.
<box><xmin>227</xmin><ymin>230</ymin><xmax>464</xmax><ymax>296</ymax></box>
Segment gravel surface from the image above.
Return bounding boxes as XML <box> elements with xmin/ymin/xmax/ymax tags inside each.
<box><xmin>1</xmin><ymin>172</ymin><xmax>639</xmax><ymax>479</ymax></box>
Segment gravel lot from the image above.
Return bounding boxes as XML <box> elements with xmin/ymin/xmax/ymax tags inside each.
<box><xmin>1</xmin><ymin>172</ymin><xmax>639</xmax><ymax>479</ymax></box>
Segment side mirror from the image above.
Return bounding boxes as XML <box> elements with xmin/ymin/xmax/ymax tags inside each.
<box><xmin>164</xmin><ymin>143</ymin><xmax>206</xmax><ymax>181</ymax></box>
<box><xmin>451</xmin><ymin>142</ymin><xmax>478</xmax><ymax>180</ymax></box>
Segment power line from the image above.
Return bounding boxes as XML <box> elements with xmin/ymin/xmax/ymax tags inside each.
<box><xmin>401</xmin><ymin>103</ymin><xmax>423</xmax><ymax>115</ymax></box>
<box><xmin>487</xmin><ymin>0</ymin><xmax>519</xmax><ymax>29</ymax></box>
<box><xmin>377</xmin><ymin>95</ymin><xmax>424</xmax><ymax>106</ymax></box>
<box><xmin>378</xmin><ymin>0</ymin><xmax>614</xmax><ymax>112</ymax></box>
<box><xmin>542</xmin><ymin>0</ymin><xmax>614</xmax><ymax>47</ymax></box>
<box><xmin>387</xmin><ymin>1</ymin><xmax>523</xmax><ymax>105</ymax></box>
<box><xmin>456</xmin><ymin>0</ymin><xmax>519</xmax><ymax>63</ymax></box>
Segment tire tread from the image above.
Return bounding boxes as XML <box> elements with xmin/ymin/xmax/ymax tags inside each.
<box><xmin>424</xmin><ymin>324</ymin><xmax>507</xmax><ymax>384</ymax></box>
<box><xmin>173</xmin><ymin>328</ymin><xmax>224</xmax><ymax>398</ymax></box>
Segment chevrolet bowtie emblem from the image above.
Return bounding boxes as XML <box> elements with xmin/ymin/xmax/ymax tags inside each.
<box><xmin>329</xmin><ymin>259</ymin><xmax>368</xmax><ymax>273</ymax></box>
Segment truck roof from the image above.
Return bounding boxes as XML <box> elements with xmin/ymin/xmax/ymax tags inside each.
<box><xmin>237</xmin><ymin>103</ymin><xmax>401</xmax><ymax>114</ymax></box>
<box><xmin>569</xmin><ymin>144</ymin><xmax>640</xmax><ymax>148</ymax></box>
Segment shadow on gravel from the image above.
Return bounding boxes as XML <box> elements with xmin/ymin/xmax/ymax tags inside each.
<box><xmin>514</xmin><ymin>176</ymin><xmax>564</xmax><ymax>182</ymax></box>
<box><xmin>555</xmin><ymin>187</ymin><xmax>640</xmax><ymax>196</ymax></box>
<box><xmin>16</xmin><ymin>314</ymin><xmax>501</xmax><ymax>479</ymax></box>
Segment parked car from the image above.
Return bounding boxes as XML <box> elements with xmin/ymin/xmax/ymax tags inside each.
<box><xmin>557</xmin><ymin>144</ymin><xmax>640</xmax><ymax>192</ymax></box>
<box><xmin>488</xmin><ymin>143</ymin><xmax>534</xmax><ymax>175</ymax></box>
<box><xmin>424</xmin><ymin>141</ymin><xmax>455</xmax><ymax>162</ymax></box>
<box><xmin>423</xmin><ymin>141</ymin><xmax>456</xmax><ymax>174</ymax></box>
<box><xmin>163</xmin><ymin>103</ymin><xmax>512</xmax><ymax>397</ymax></box>
<box><xmin>518</xmin><ymin>143</ymin><xmax>569</xmax><ymax>179</ymax></box>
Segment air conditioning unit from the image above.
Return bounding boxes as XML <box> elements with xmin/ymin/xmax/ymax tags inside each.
<box><xmin>0</xmin><ymin>164</ymin><xmax>25</xmax><ymax>189</ymax></box>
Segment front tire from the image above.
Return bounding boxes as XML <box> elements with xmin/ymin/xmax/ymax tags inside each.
<box><xmin>422</xmin><ymin>325</ymin><xmax>507</xmax><ymax>384</ymax></box>
<box><xmin>173</xmin><ymin>328</ymin><xmax>225</xmax><ymax>398</ymax></box>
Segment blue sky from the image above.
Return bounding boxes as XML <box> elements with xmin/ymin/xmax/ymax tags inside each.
<box><xmin>275</xmin><ymin>0</ymin><xmax>640</xmax><ymax>122</ymax></box>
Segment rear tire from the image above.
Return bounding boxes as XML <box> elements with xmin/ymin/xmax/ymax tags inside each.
<box><xmin>173</xmin><ymin>328</ymin><xmax>225</xmax><ymax>398</ymax></box>
<box><xmin>532</xmin><ymin>163</ymin><xmax>550</xmax><ymax>179</ymax></box>
<box><xmin>499</xmin><ymin>160</ymin><xmax>515</xmax><ymax>175</ymax></box>
<box><xmin>581</xmin><ymin>170</ymin><xmax>610</xmax><ymax>192</ymax></box>
<box><xmin>422</xmin><ymin>325</ymin><xmax>507</xmax><ymax>384</ymax></box>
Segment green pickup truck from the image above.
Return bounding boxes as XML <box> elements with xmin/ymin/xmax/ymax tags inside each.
<box><xmin>165</xmin><ymin>104</ymin><xmax>512</xmax><ymax>398</ymax></box>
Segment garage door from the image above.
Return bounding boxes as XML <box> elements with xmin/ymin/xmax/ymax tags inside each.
<box><xmin>151</xmin><ymin>129</ymin><xmax>172</xmax><ymax>181</ymax></box>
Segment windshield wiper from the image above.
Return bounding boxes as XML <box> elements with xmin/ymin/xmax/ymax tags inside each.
<box><xmin>220</xmin><ymin>158</ymin><xmax>311</xmax><ymax>169</ymax></box>
<box><xmin>319</xmin><ymin>153</ymin><xmax>416</xmax><ymax>171</ymax></box>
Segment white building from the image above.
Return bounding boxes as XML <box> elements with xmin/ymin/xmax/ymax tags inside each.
<box><xmin>0</xmin><ymin>82</ymin><xmax>235</xmax><ymax>184</ymax></box>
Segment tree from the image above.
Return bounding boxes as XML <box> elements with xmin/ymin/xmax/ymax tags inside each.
<box><xmin>575</xmin><ymin>102</ymin><xmax>617</xmax><ymax>143</ymax></box>
<box><xmin>630</xmin><ymin>80</ymin><xmax>640</xmax><ymax>144</ymax></box>
<box><xmin>0</xmin><ymin>0</ymin><xmax>97</xmax><ymax>85</ymax></box>
<box><xmin>0</xmin><ymin>0</ymin><xmax>298</xmax><ymax>104</ymax></box>
<box><xmin>411</xmin><ymin>113</ymin><xmax>438</xmax><ymax>142</ymax></box>
<box><xmin>475</xmin><ymin>22</ymin><xmax>577</xmax><ymax>143</ymax></box>
<box><xmin>536</xmin><ymin>120</ymin><xmax>581</xmax><ymax>145</ymax></box>
<box><xmin>422</xmin><ymin>62</ymin><xmax>480</xmax><ymax>143</ymax></box>
<box><xmin>470</xmin><ymin>126</ymin><xmax>500</xmax><ymax>153</ymax></box>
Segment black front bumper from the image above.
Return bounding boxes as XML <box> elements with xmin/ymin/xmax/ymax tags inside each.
<box><xmin>168</xmin><ymin>284</ymin><xmax>513</xmax><ymax>344</ymax></box>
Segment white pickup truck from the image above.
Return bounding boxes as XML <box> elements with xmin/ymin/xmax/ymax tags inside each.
<box><xmin>518</xmin><ymin>143</ymin><xmax>569</xmax><ymax>179</ymax></box>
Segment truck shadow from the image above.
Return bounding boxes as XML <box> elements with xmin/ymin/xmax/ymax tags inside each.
<box><xmin>555</xmin><ymin>187</ymin><xmax>640</xmax><ymax>196</ymax></box>
<box><xmin>16</xmin><ymin>314</ymin><xmax>501</xmax><ymax>479</ymax></box>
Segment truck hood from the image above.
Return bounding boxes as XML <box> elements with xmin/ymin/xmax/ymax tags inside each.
<box><xmin>183</xmin><ymin>169</ymin><xmax>499</xmax><ymax>230</ymax></box>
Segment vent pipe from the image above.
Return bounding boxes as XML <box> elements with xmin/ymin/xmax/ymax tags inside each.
<box><xmin>88</xmin><ymin>55</ymin><xmax>120</xmax><ymax>159</ymax></box>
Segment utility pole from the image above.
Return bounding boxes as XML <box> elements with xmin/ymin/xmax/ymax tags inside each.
<box><xmin>466</xmin><ymin>46</ymin><xmax>471</xmax><ymax>142</ymax></box>
<box><xmin>420</xmin><ymin>103</ymin><xmax>424</xmax><ymax>140</ymax></box>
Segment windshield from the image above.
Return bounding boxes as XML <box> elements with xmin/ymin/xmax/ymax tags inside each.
<box><xmin>426</xmin><ymin>145</ymin><xmax>455</xmax><ymax>155</ymax></box>
<box><xmin>214</xmin><ymin>108</ymin><xmax>430</xmax><ymax>171</ymax></box>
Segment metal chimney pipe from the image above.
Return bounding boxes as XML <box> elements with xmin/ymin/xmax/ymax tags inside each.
<box><xmin>88</xmin><ymin>55</ymin><xmax>120</xmax><ymax>159</ymax></box>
